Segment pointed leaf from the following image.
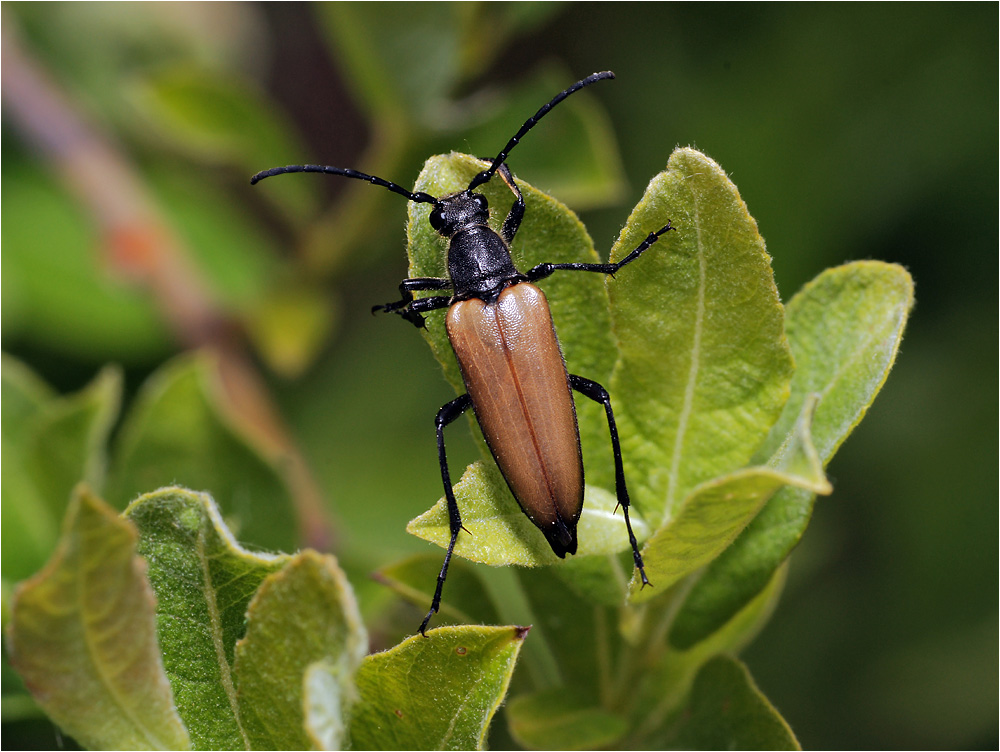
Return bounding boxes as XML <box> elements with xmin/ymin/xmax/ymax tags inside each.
<box><xmin>349</xmin><ymin>625</ymin><xmax>527</xmax><ymax>750</ymax></box>
<box><xmin>234</xmin><ymin>550</ymin><xmax>367</xmax><ymax>750</ymax></box>
<box><xmin>670</xmin><ymin>262</ymin><xmax>914</xmax><ymax>647</ymax></box>
<box><xmin>2</xmin><ymin>359</ymin><xmax>121</xmax><ymax>582</ymax></box>
<box><xmin>124</xmin><ymin>487</ymin><xmax>289</xmax><ymax>750</ymax></box>
<box><xmin>671</xmin><ymin>656</ymin><xmax>799</xmax><ymax>750</ymax></box>
<box><xmin>506</xmin><ymin>688</ymin><xmax>628</xmax><ymax>750</ymax></box>
<box><xmin>109</xmin><ymin>354</ymin><xmax>298</xmax><ymax>551</ymax></box>
<box><xmin>629</xmin><ymin>397</ymin><xmax>830</xmax><ymax>600</ymax></box>
<box><xmin>7</xmin><ymin>488</ymin><xmax>190</xmax><ymax>750</ymax></box>
<box><xmin>609</xmin><ymin>147</ymin><xmax>794</xmax><ymax>527</ymax></box>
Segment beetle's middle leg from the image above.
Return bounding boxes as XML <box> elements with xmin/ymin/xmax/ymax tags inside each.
<box><xmin>419</xmin><ymin>392</ymin><xmax>473</xmax><ymax>635</ymax></box>
<box><xmin>569</xmin><ymin>374</ymin><xmax>651</xmax><ymax>587</ymax></box>
<box><xmin>373</xmin><ymin>277</ymin><xmax>452</xmax><ymax>327</ymax></box>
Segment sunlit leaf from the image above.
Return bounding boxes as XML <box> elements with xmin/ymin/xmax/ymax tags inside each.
<box><xmin>7</xmin><ymin>488</ymin><xmax>190</xmax><ymax>750</ymax></box>
<box><xmin>349</xmin><ymin>625</ymin><xmax>527</xmax><ymax>750</ymax></box>
<box><xmin>609</xmin><ymin>147</ymin><xmax>793</xmax><ymax>528</ymax></box>
<box><xmin>629</xmin><ymin>397</ymin><xmax>829</xmax><ymax>600</ymax></box>
<box><xmin>670</xmin><ymin>262</ymin><xmax>914</xmax><ymax>647</ymax></box>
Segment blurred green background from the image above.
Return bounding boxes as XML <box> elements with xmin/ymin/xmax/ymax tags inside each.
<box><xmin>2</xmin><ymin>3</ymin><xmax>995</xmax><ymax>749</ymax></box>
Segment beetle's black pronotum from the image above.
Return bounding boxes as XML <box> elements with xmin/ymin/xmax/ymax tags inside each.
<box><xmin>252</xmin><ymin>71</ymin><xmax>672</xmax><ymax>634</ymax></box>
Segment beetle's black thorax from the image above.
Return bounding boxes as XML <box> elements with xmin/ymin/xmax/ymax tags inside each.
<box><xmin>447</xmin><ymin>225</ymin><xmax>522</xmax><ymax>301</ymax></box>
<box><xmin>431</xmin><ymin>190</ymin><xmax>523</xmax><ymax>302</ymax></box>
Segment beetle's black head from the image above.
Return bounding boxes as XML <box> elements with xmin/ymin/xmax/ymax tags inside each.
<box><xmin>429</xmin><ymin>191</ymin><xmax>490</xmax><ymax>237</ymax></box>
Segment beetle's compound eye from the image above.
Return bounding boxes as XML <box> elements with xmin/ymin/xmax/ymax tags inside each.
<box><xmin>473</xmin><ymin>193</ymin><xmax>488</xmax><ymax>211</ymax></box>
<box><xmin>429</xmin><ymin>206</ymin><xmax>445</xmax><ymax>231</ymax></box>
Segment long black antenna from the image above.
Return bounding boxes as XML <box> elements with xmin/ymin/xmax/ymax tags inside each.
<box><xmin>468</xmin><ymin>70</ymin><xmax>615</xmax><ymax>191</ymax></box>
<box><xmin>250</xmin><ymin>164</ymin><xmax>438</xmax><ymax>204</ymax></box>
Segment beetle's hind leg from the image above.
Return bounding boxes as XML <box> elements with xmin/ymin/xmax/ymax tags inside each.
<box><xmin>569</xmin><ymin>374</ymin><xmax>651</xmax><ymax>588</ymax></box>
<box><xmin>372</xmin><ymin>277</ymin><xmax>453</xmax><ymax>327</ymax></box>
<box><xmin>419</xmin><ymin>393</ymin><xmax>473</xmax><ymax>635</ymax></box>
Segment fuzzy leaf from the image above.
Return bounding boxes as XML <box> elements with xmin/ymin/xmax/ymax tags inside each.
<box><xmin>109</xmin><ymin>354</ymin><xmax>298</xmax><ymax>551</ymax></box>
<box><xmin>234</xmin><ymin>550</ymin><xmax>367</xmax><ymax>750</ymax></box>
<box><xmin>670</xmin><ymin>262</ymin><xmax>914</xmax><ymax>647</ymax></box>
<box><xmin>349</xmin><ymin>625</ymin><xmax>527</xmax><ymax>750</ymax></box>
<box><xmin>506</xmin><ymin>688</ymin><xmax>628</xmax><ymax>750</ymax></box>
<box><xmin>671</xmin><ymin>656</ymin><xmax>799</xmax><ymax>750</ymax></box>
<box><xmin>7</xmin><ymin>488</ymin><xmax>190</xmax><ymax>750</ymax></box>
<box><xmin>124</xmin><ymin>487</ymin><xmax>289</xmax><ymax>750</ymax></box>
<box><xmin>608</xmin><ymin>147</ymin><xmax>794</xmax><ymax>528</ymax></box>
<box><xmin>629</xmin><ymin>397</ymin><xmax>830</xmax><ymax>600</ymax></box>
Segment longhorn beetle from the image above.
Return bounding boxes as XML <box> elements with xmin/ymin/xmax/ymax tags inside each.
<box><xmin>252</xmin><ymin>71</ymin><xmax>672</xmax><ymax>634</ymax></box>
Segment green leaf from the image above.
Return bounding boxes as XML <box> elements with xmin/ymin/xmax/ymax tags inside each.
<box><xmin>2</xmin><ymin>359</ymin><xmax>122</xmax><ymax>582</ymax></box>
<box><xmin>239</xmin><ymin>551</ymin><xmax>366</xmax><ymax>750</ymax></box>
<box><xmin>629</xmin><ymin>397</ymin><xmax>830</xmax><ymax>601</ymax></box>
<box><xmin>670</xmin><ymin>262</ymin><xmax>914</xmax><ymax>648</ymax></box>
<box><xmin>408</xmin><ymin>462</ymin><xmax>648</xmax><ymax>567</ymax></box>
<box><xmin>670</xmin><ymin>655</ymin><xmax>799</xmax><ymax>750</ymax></box>
<box><xmin>506</xmin><ymin>688</ymin><xmax>628</xmax><ymax>750</ymax></box>
<box><xmin>7</xmin><ymin>487</ymin><xmax>190</xmax><ymax>750</ymax></box>
<box><xmin>234</xmin><ymin>550</ymin><xmax>367</xmax><ymax>750</ymax></box>
<box><xmin>374</xmin><ymin>553</ymin><xmax>502</xmax><ymax>627</ymax></box>
<box><xmin>608</xmin><ymin>147</ymin><xmax>794</xmax><ymax>528</ymax></box>
<box><xmin>349</xmin><ymin>625</ymin><xmax>527</xmax><ymax>750</ymax></box>
<box><xmin>633</xmin><ymin>564</ymin><xmax>790</xmax><ymax>743</ymax></box>
<box><xmin>124</xmin><ymin>487</ymin><xmax>289</xmax><ymax>750</ymax></box>
<box><xmin>108</xmin><ymin>354</ymin><xmax>298</xmax><ymax>551</ymax></box>
<box><xmin>128</xmin><ymin>66</ymin><xmax>317</xmax><ymax>223</ymax></box>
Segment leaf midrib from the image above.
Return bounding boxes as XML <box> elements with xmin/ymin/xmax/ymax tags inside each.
<box><xmin>78</xmin><ymin>529</ymin><xmax>169</xmax><ymax>750</ymax></box>
<box><xmin>196</xmin><ymin>526</ymin><xmax>251</xmax><ymax>751</ymax></box>
<box><xmin>665</xmin><ymin>179</ymin><xmax>708</xmax><ymax>523</ymax></box>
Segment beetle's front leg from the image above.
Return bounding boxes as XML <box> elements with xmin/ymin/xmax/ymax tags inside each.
<box><xmin>372</xmin><ymin>277</ymin><xmax>452</xmax><ymax>328</ymax></box>
<box><xmin>494</xmin><ymin>163</ymin><xmax>525</xmax><ymax>245</ymax></box>
<box><xmin>419</xmin><ymin>393</ymin><xmax>473</xmax><ymax>635</ymax></box>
